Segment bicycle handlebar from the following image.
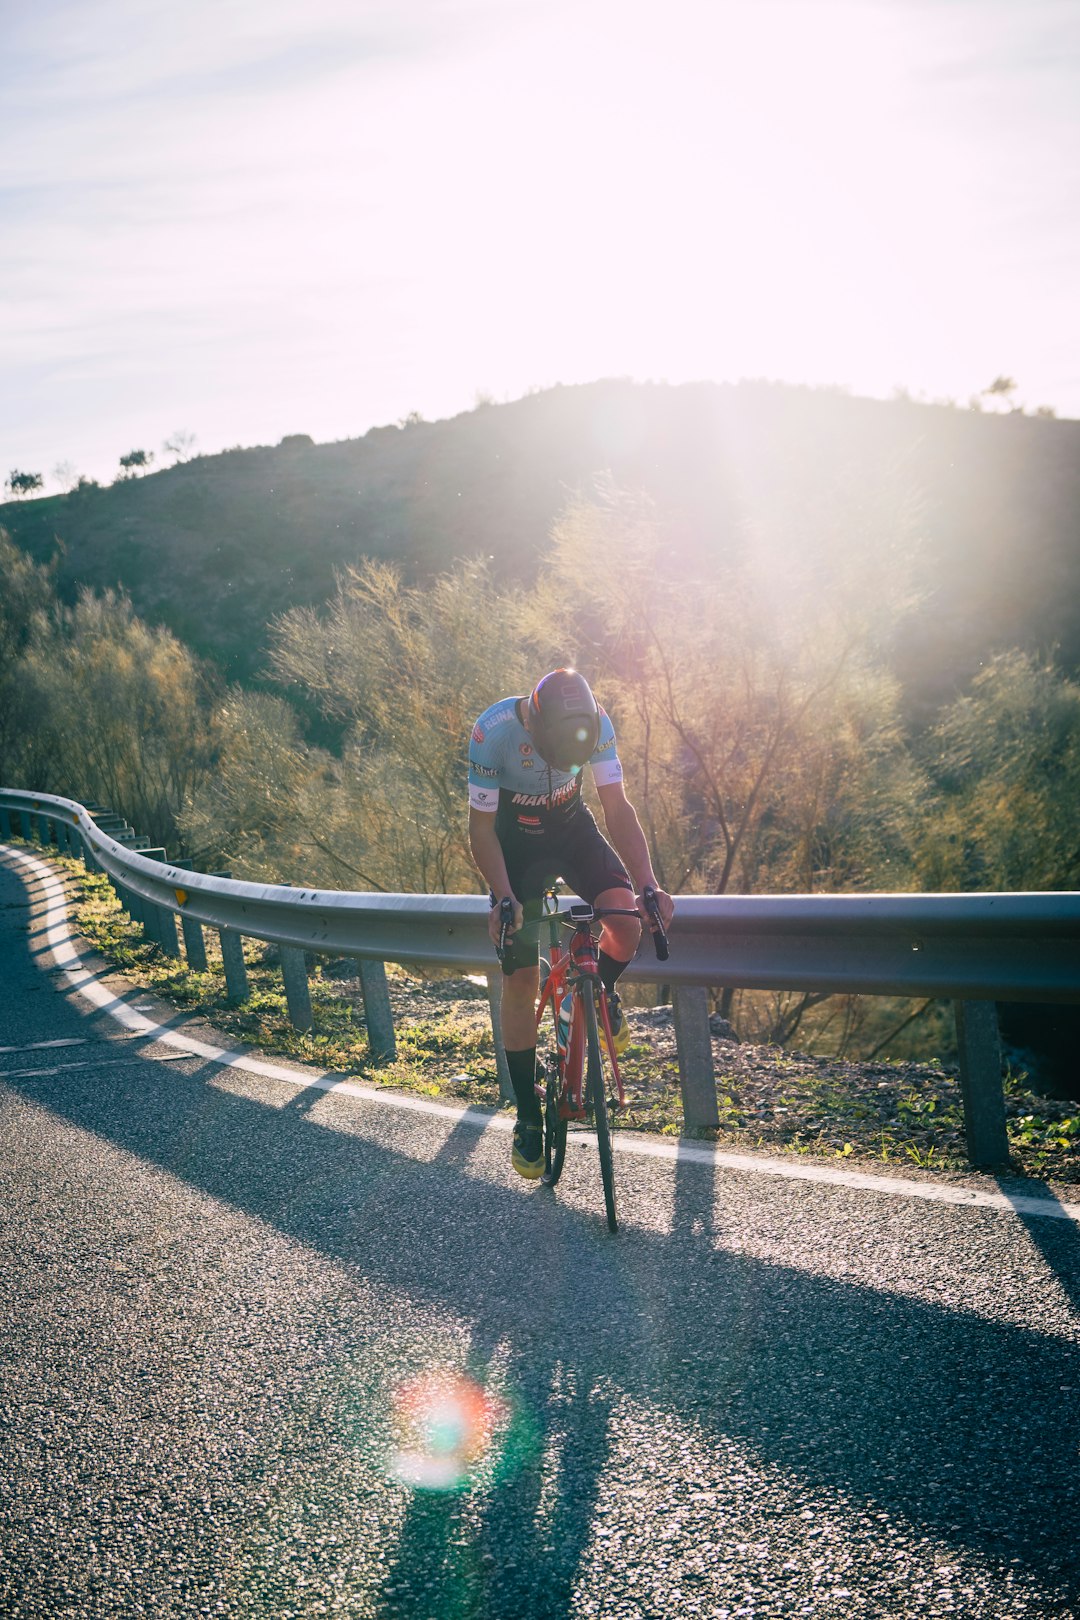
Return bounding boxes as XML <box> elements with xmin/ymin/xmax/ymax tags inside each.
<box><xmin>496</xmin><ymin>890</ymin><xmax>669</xmax><ymax>964</ymax></box>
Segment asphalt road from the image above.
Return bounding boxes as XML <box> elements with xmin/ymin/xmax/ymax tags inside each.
<box><xmin>1</xmin><ymin>847</ymin><xmax>1079</xmax><ymax>1619</ymax></box>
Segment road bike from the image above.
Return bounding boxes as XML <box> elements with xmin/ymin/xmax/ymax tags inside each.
<box><xmin>499</xmin><ymin>887</ymin><xmax>668</xmax><ymax>1232</ymax></box>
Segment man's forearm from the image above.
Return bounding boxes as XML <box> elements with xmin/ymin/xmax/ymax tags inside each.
<box><xmin>470</xmin><ymin>817</ymin><xmax>513</xmax><ymax>898</ymax></box>
<box><xmin>604</xmin><ymin>802</ymin><xmax>657</xmax><ymax>892</ymax></box>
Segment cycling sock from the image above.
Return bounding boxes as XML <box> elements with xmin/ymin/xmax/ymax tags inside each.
<box><xmin>598</xmin><ymin>950</ymin><xmax>631</xmax><ymax>996</ymax></box>
<box><xmin>506</xmin><ymin>1047</ymin><xmax>542</xmax><ymax>1127</ymax></box>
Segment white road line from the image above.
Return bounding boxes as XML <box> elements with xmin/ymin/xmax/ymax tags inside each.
<box><xmin>3</xmin><ymin>842</ymin><xmax>1078</xmax><ymax>1225</ymax></box>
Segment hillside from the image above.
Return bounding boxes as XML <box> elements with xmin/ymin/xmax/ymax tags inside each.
<box><xmin>3</xmin><ymin>380</ymin><xmax>1079</xmax><ymax>699</ymax></box>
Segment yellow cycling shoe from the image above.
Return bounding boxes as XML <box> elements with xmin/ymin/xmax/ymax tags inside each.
<box><xmin>602</xmin><ymin>992</ymin><xmax>631</xmax><ymax>1058</ymax></box>
<box><xmin>512</xmin><ymin>1122</ymin><xmax>544</xmax><ymax>1179</ymax></box>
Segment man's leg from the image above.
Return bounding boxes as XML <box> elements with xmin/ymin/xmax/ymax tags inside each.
<box><xmin>593</xmin><ymin>885</ymin><xmax>641</xmax><ymax>1056</ymax></box>
<box><xmin>502</xmin><ymin>963</ymin><xmax>544</xmax><ymax>1177</ymax></box>
<box><xmin>594</xmin><ymin>884</ymin><xmax>641</xmax><ymax>978</ymax></box>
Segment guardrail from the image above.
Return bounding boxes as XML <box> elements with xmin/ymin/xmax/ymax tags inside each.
<box><xmin>3</xmin><ymin>787</ymin><xmax>1080</xmax><ymax>1168</ymax></box>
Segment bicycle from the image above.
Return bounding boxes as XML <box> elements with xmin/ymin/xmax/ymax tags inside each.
<box><xmin>498</xmin><ymin>886</ymin><xmax>669</xmax><ymax>1233</ymax></box>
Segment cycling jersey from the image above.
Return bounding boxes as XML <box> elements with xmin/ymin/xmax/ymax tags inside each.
<box><xmin>468</xmin><ymin>695</ymin><xmax>624</xmax><ymax>837</ymax></box>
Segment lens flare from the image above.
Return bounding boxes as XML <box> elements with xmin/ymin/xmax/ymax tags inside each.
<box><xmin>390</xmin><ymin>1369</ymin><xmax>507</xmax><ymax>1492</ymax></box>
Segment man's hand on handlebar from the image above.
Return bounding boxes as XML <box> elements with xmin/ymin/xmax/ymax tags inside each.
<box><xmin>489</xmin><ymin>894</ymin><xmax>524</xmax><ymax>952</ymax></box>
<box><xmin>637</xmin><ymin>885</ymin><xmax>674</xmax><ymax>933</ymax></box>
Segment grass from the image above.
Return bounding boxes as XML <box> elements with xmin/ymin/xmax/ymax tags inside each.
<box><xmin>16</xmin><ymin>843</ymin><xmax>1079</xmax><ymax>1186</ymax></box>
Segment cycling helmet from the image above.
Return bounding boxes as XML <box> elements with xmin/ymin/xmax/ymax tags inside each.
<box><xmin>527</xmin><ymin>669</ymin><xmax>601</xmax><ymax>771</ymax></box>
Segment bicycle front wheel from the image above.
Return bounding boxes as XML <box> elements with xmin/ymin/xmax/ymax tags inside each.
<box><xmin>582</xmin><ymin>986</ymin><xmax>617</xmax><ymax>1233</ymax></box>
<box><xmin>542</xmin><ymin>1060</ymin><xmax>568</xmax><ymax>1187</ymax></box>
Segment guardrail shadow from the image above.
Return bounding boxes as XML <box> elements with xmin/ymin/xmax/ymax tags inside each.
<box><xmin>995</xmin><ymin>1175</ymin><xmax>1080</xmax><ymax>1321</ymax></box>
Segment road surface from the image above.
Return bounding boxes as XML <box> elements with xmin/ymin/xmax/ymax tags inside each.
<box><xmin>1</xmin><ymin>845</ymin><xmax>1078</xmax><ymax>1618</ymax></box>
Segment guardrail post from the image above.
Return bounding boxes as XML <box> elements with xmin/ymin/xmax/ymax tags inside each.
<box><xmin>358</xmin><ymin>960</ymin><xmax>396</xmax><ymax>1061</ymax></box>
<box><xmin>142</xmin><ymin>902</ymin><xmax>162</xmax><ymax>947</ymax></box>
<box><xmin>179</xmin><ymin>912</ymin><xmax>207</xmax><ymax>970</ymax></box>
<box><xmin>672</xmin><ymin>986</ymin><xmax>720</xmax><ymax>1130</ymax></box>
<box><xmin>134</xmin><ymin>849</ymin><xmax>179</xmax><ymax>957</ymax></box>
<box><xmin>485</xmin><ymin>973</ymin><xmax>515</xmax><ymax>1104</ymax></box>
<box><xmin>219</xmin><ymin>929</ymin><xmax>250</xmax><ymax>1003</ymax></box>
<box><xmin>19</xmin><ymin>810</ymin><xmax>32</xmax><ymax>840</ymax></box>
<box><xmin>954</xmin><ymin>1000</ymin><xmax>1009</xmax><ymax>1167</ymax></box>
<box><xmin>171</xmin><ymin>865</ymin><xmax>208</xmax><ymax>971</ymax></box>
<box><xmin>280</xmin><ymin>946</ymin><xmax>313</xmax><ymax>1032</ymax></box>
<box><xmin>155</xmin><ymin>905</ymin><xmax>180</xmax><ymax>959</ymax></box>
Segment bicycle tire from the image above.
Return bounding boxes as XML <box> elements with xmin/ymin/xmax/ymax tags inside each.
<box><xmin>542</xmin><ymin>1062</ymin><xmax>568</xmax><ymax>1187</ymax></box>
<box><xmin>582</xmin><ymin>986</ymin><xmax>618</xmax><ymax>1232</ymax></box>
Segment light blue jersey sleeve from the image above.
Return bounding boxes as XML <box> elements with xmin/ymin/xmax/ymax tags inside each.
<box><xmin>590</xmin><ymin>707</ymin><xmax>623</xmax><ymax>787</ymax></box>
<box><xmin>468</xmin><ymin>697</ymin><xmax>517</xmax><ymax>812</ymax></box>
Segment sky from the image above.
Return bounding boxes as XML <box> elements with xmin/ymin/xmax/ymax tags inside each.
<box><xmin>2</xmin><ymin>0</ymin><xmax>1078</xmax><ymax>490</ymax></box>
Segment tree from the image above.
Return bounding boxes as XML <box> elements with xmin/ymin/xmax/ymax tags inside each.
<box><xmin>917</xmin><ymin>651</ymin><xmax>1080</xmax><ymax>892</ymax></box>
<box><xmin>177</xmin><ymin>689</ymin><xmax>326</xmax><ymax>875</ymax></box>
<box><xmin>0</xmin><ymin>529</ymin><xmax>57</xmax><ymax>785</ymax></box>
<box><xmin>528</xmin><ymin>482</ymin><xmax>923</xmax><ymax>901</ymax></box>
<box><xmin>23</xmin><ymin>588</ymin><xmax>214</xmax><ymax>846</ymax></box>
<box><xmin>521</xmin><ymin>480</ymin><xmax>927</xmax><ymax>1036</ymax></box>
<box><xmin>981</xmin><ymin>376</ymin><xmax>1019</xmax><ymax>413</ymax></box>
<box><xmin>52</xmin><ymin>461</ymin><xmax>81</xmax><ymax>493</ymax></box>
<box><xmin>269</xmin><ymin>557</ymin><xmax>539</xmax><ymax>892</ymax></box>
<box><xmin>118</xmin><ymin>449</ymin><xmax>154</xmax><ymax>478</ymax></box>
<box><xmin>163</xmin><ymin>430</ymin><xmax>197</xmax><ymax>464</ymax></box>
<box><xmin>5</xmin><ymin>470</ymin><xmax>43</xmax><ymax>499</ymax></box>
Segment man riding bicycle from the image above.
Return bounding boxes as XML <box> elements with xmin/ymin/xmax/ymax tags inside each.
<box><xmin>468</xmin><ymin>669</ymin><xmax>675</xmax><ymax>1179</ymax></box>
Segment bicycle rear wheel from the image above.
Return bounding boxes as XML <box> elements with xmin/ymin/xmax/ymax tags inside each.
<box><xmin>542</xmin><ymin>1061</ymin><xmax>568</xmax><ymax>1186</ymax></box>
<box><xmin>582</xmin><ymin>986</ymin><xmax>617</xmax><ymax>1232</ymax></box>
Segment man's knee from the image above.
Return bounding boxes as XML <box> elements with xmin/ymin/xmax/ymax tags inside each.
<box><xmin>597</xmin><ymin>888</ymin><xmax>641</xmax><ymax>960</ymax></box>
<box><xmin>503</xmin><ymin>965</ymin><xmax>540</xmax><ymax>1007</ymax></box>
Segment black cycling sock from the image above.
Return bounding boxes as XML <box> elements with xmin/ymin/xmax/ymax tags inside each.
<box><xmin>506</xmin><ymin>1047</ymin><xmax>542</xmax><ymax>1127</ymax></box>
<box><xmin>598</xmin><ymin>950</ymin><xmax>631</xmax><ymax>996</ymax></box>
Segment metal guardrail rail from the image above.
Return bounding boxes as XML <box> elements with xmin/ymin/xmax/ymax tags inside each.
<box><xmin>3</xmin><ymin>786</ymin><xmax>1080</xmax><ymax>1168</ymax></box>
<box><xmin>4</xmin><ymin>789</ymin><xmax>1079</xmax><ymax>997</ymax></box>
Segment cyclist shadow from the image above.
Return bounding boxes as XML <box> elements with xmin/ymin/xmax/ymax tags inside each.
<box><xmin>375</xmin><ymin>1348</ymin><xmax>612</xmax><ymax>1620</ymax></box>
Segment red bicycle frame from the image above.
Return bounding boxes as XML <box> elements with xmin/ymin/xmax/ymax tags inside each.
<box><xmin>534</xmin><ymin>909</ymin><xmax>625</xmax><ymax>1119</ymax></box>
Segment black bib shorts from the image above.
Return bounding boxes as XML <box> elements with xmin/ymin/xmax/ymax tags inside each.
<box><xmin>493</xmin><ymin>807</ymin><xmax>634</xmax><ymax>975</ymax></box>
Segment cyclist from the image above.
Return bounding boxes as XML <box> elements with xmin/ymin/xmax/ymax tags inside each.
<box><xmin>468</xmin><ymin>669</ymin><xmax>675</xmax><ymax>1179</ymax></box>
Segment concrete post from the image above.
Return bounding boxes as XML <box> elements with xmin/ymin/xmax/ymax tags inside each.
<box><xmin>136</xmin><ymin>850</ymin><xmax>169</xmax><ymax>950</ymax></box>
<box><xmin>155</xmin><ymin>905</ymin><xmax>181</xmax><ymax>959</ymax></box>
<box><xmin>672</xmin><ymin>985</ymin><xmax>720</xmax><ymax>1130</ymax></box>
<box><xmin>170</xmin><ymin>861</ymin><xmax>208</xmax><ymax>970</ymax></box>
<box><xmin>180</xmin><ymin>914</ymin><xmax>208</xmax><ymax>972</ymax></box>
<box><xmin>219</xmin><ymin>929</ymin><xmax>249</xmax><ymax>1003</ymax></box>
<box><xmin>486</xmin><ymin>972</ymin><xmax>515</xmax><ymax>1104</ymax></box>
<box><xmin>954</xmin><ymin>1000</ymin><xmax>1009</xmax><ymax>1167</ymax></box>
<box><xmin>358</xmin><ymin>959</ymin><xmax>396</xmax><ymax>1061</ymax></box>
<box><xmin>280</xmin><ymin>946</ymin><xmax>313</xmax><ymax>1032</ymax></box>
